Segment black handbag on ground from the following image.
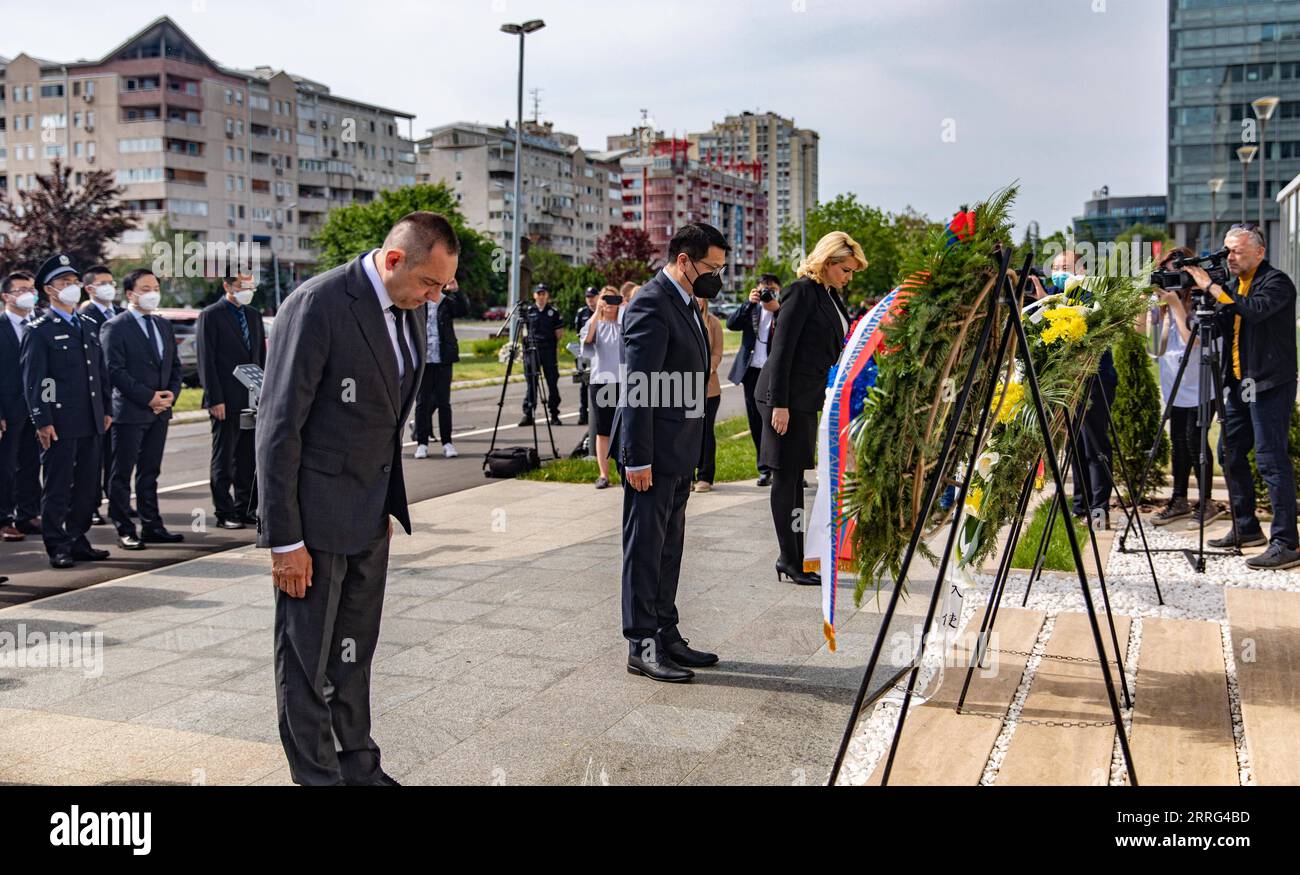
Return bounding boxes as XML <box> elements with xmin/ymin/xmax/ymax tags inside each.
<box><xmin>483</xmin><ymin>446</ymin><xmax>540</xmax><ymax>478</ymax></box>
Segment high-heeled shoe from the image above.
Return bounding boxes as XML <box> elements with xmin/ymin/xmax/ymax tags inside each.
<box><xmin>775</xmin><ymin>559</ymin><xmax>820</xmax><ymax>586</ymax></box>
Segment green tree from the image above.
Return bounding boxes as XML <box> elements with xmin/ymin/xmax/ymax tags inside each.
<box><xmin>108</xmin><ymin>217</ymin><xmax>213</xmax><ymax>307</ymax></box>
<box><xmin>776</xmin><ymin>194</ymin><xmax>940</xmax><ymax>307</ymax></box>
<box><xmin>314</xmin><ymin>184</ymin><xmax>504</xmax><ymax>310</ymax></box>
<box><xmin>1112</xmin><ymin>326</ymin><xmax>1169</xmax><ymax>500</ymax></box>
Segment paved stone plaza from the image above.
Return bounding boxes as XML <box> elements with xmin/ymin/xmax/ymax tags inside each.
<box><xmin>0</xmin><ymin>479</ymin><xmax>929</xmax><ymax>786</ymax></box>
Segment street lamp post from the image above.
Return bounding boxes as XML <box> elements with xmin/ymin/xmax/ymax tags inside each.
<box><xmin>1207</xmin><ymin>178</ymin><xmax>1225</xmax><ymax>249</ymax></box>
<box><xmin>1252</xmin><ymin>96</ymin><xmax>1281</xmax><ymax>241</ymax></box>
<box><xmin>500</xmin><ymin>19</ymin><xmax>545</xmax><ymax>344</ymax></box>
<box><xmin>269</xmin><ymin>201</ymin><xmax>298</xmax><ymax>311</ymax></box>
<box><xmin>1237</xmin><ymin>145</ymin><xmax>1258</xmax><ymax>226</ymax></box>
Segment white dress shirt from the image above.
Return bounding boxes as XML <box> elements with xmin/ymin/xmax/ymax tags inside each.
<box><xmin>5</xmin><ymin>309</ymin><xmax>28</xmax><ymax>343</ymax></box>
<box><xmin>751</xmin><ymin>305</ymin><xmax>775</xmax><ymax>371</ymax></box>
<box><xmin>128</xmin><ymin>305</ymin><xmax>165</xmax><ymax>358</ymax></box>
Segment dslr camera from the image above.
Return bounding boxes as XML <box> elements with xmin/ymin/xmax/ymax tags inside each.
<box><xmin>1151</xmin><ymin>248</ymin><xmax>1229</xmax><ymax>294</ymax></box>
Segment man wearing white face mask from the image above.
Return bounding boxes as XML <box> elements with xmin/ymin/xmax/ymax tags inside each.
<box><xmin>197</xmin><ymin>271</ymin><xmax>265</xmax><ymax>529</ymax></box>
<box><xmin>77</xmin><ymin>265</ymin><xmax>121</xmax><ymax>527</ymax></box>
<box><xmin>100</xmin><ymin>268</ymin><xmax>184</xmax><ymax>550</ymax></box>
<box><xmin>20</xmin><ymin>254</ymin><xmax>113</xmax><ymax>568</ymax></box>
<box><xmin>1</xmin><ymin>270</ymin><xmax>44</xmax><ymax>542</ymax></box>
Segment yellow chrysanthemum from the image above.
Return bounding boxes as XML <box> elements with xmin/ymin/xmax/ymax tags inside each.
<box><xmin>993</xmin><ymin>380</ymin><xmax>1025</xmax><ymax>425</ymax></box>
<box><xmin>1040</xmin><ymin>307</ymin><xmax>1088</xmax><ymax>345</ymax></box>
<box><xmin>965</xmin><ymin>486</ymin><xmax>984</xmax><ymax>516</ymax></box>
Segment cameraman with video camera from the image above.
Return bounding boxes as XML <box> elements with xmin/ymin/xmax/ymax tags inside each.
<box><xmin>1183</xmin><ymin>225</ymin><xmax>1300</xmax><ymax>569</ymax></box>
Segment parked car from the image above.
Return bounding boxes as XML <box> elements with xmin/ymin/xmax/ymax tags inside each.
<box><xmin>155</xmin><ymin>307</ymin><xmax>202</xmax><ymax>387</ymax></box>
<box><xmin>483</xmin><ymin>306</ymin><xmax>508</xmax><ymax>321</ymax></box>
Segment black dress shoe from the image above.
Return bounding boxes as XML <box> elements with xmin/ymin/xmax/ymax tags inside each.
<box><xmin>117</xmin><ymin>532</ymin><xmax>146</xmax><ymax>551</ymax></box>
<box><xmin>141</xmin><ymin>527</ymin><xmax>185</xmax><ymax>544</ymax></box>
<box><xmin>577</xmin><ymin>415</ymin><xmax>589</xmax><ymax>426</ymax></box>
<box><xmin>775</xmin><ymin>559</ymin><xmax>820</xmax><ymax>586</ymax></box>
<box><xmin>627</xmin><ymin>654</ymin><xmax>693</xmax><ymax>683</ymax></box>
<box><xmin>15</xmin><ymin>517</ymin><xmax>42</xmax><ymax>535</ymax></box>
<box><xmin>215</xmin><ymin>518</ymin><xmax>245</xmax><ymax>530</ymax></box>
<box><xmin>90</xmin><ymin>510</ymin><xmax>107</xmax><ymax>526</ymax></box>
<box><xmin>756</xmin><ymin>471</ymin><xmax>772</xmax><ymax>487</ymax></box>
<box><xmin>239</xmin><ymin>512</ymin><xmax>259</xmax><ymax>526</ymax></box>
<box><xmin>49</xmin><ymin>553</ymin><xmax>75</xmax><ymax>569</ymax></box>
<box><xmin>549</xmin><ymin>413</ymin><xmax>563</xmax><ymax>425</ymax></box>
<box><xmin>71</xmin><ymin>546</ymin><xmax>111</xmax><ymax>561</ymax></box>
<box><xmin>517</xmin><ymin>415</ymin><xmax>535</xmax><ymax>427</ymax></box>
<box><xmin>665</xmin><ymin>639</ymin><xmax>719</xmax><ymax>668</ymax></box>
<box><xmin>1209</xmin><ymin>529</ymin><xmax>1267</xmax><ymax>549</ymax></box>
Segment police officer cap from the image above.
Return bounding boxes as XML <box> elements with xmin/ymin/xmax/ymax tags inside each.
<box><xmin>533</xmin><ymin>283</ymin><xmax>549</xmax><ymax>294</ymax></box>
<box><xmin>35</xmin><ymin>253</ymin><xmax>79</xmax><ymax>290</ymax></box>
<box><xmin>584</xmin><ymin>286</ymin><xmax>599</xmax><ymax>297</ymax></box>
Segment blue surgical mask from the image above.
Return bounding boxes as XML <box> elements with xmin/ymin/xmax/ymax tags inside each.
<box><xmin>1050</xmin><ymin>271</ymin><xmax>1071</xmax><ymax>292</ymax></box>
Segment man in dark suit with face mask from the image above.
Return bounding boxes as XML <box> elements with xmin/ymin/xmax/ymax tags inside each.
<box><xmin>610</xmin><ymin>222</ymin><xmax>729</xmax><ymax>683</ymax></box>
<box><xmin>77</xmin><ymin>264</ymin><xmax>121</xmax><ymax>526</ymax></box>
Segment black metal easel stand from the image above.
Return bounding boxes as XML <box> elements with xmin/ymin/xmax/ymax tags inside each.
<box><xmin>826</xmin><ymin>250</ymin><xmax>1138</xmax><ymax>786</ymax></box>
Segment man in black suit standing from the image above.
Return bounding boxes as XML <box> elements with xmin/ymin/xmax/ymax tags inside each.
<box><xmin>77</xmin><ymin>264</ymin><xmax>122</xmax><ymax>527</ymax></box>
<box><xmin>20</xmin><ymin>254</ymin><xmax>112</xmax><ymax>569</ymax></box>
<box><xmin>1</xmin><ymin>270</ymin><xmax>42</xmax><ymax>543</ymax></box>
<box><xmin>726</xmin><ymin>273</ymin><xmax>782</xmax><ymax>487</ymax></box>
<box><xmin>411</xmin><ymin>276</ymin><xmax>468</xmax><ymax>460</ymax></box>
<box><xmin>101</xmin><ymin>269</ymin><xmax>184</xmax><ymax>550</ymax></box>
<box><xmin>197</xmin><ymin>271</ymin><xmax>265</xmax><ymax>529</ymax></box>
<box><xmin>257</xmin><ymin>211</ymin><xmax>457</xmax><ymax>786</ymax></box>
<box><xmin>610</xmin><ymin>223</ymin><xmax>728</xmax><ymax>683</ymax></box>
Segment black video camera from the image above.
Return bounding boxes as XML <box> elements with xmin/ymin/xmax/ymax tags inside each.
<box><xmin>1151</xmin><ymin>248</ymin><xmax>1229</xmax><ymax>293</ymax></box>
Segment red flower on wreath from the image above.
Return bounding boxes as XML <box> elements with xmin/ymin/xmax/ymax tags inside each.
<box><xmin>947</xmin><ymin>209</ymin><xmax>976</xmax><ymax>243</ymax></box>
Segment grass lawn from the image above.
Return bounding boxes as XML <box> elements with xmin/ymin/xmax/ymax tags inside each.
<box><xmin>521</xmin><ymin>414</ymin><xmax>760</xmax><ymax>485</ymax></box>
<box><xmin>1010</xmin><ymin>499</ymin><xmax>1085</xmax><ymax>572</ymax></box>
<box><xmin>174</xmin><ymin>386</ymin><xmax>204</xmax><ymax>414</ymax></box>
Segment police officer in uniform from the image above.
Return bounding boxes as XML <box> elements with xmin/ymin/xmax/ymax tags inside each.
<box><xmin>573</xmin><ymin>287</ymin><xmax>599</xmax><ymax>427</ymax></box>
<box><xmin>77</xmin><ymin>264</ymin><xmax>121</xmax><ymax>526</ymax></box>
<box><xmin>20</xmin><ymin>254</ymin><xmax>112</xmax><ymax>569</ymax></box>
<box><xmin>519</xmin><ymin>283</ymin><xmax>564</xmax><ymax>426</ymax></box>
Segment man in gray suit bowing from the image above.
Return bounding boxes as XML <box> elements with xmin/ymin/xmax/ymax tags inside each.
<box><xmin>256</xmin><ymin>211</ymin><xmax>459</xmax><ymax>786</ymax></box>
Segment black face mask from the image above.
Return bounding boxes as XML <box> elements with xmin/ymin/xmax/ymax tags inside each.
<box><xmin>688</xmin><ymin>259</ymin><xmax>723</xmax><ymax>300</ymax></box>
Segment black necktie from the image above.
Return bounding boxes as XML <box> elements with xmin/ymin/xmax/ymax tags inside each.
<box><xmin>234</xmin><ymin>305</ymin><xmax>251</xmax><ymax>351</ymax></box>
<box><xmin>390</xmin><ymin>306</ymin><xmax>415</xmax><ymax>404</ymax></box>
<box><xmin>143</xmin><ymin>314</ymin><xmax>160</xmax><ymax>362</ymax></box>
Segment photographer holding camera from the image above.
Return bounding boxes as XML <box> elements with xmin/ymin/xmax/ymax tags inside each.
<box><xmin>1183</xmin><ymin>225</ymin><xmax>1300</xmax><ymax>569</ymax></box>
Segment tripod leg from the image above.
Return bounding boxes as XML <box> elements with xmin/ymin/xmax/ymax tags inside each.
<box><xmin>1103</xmin><ymin>413</ymin><xmax>1165</xmax><ymax>604</ymax></box>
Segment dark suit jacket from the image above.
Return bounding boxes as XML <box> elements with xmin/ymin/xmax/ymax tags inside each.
<box><xmin>19</xmin><ymin>310</ymin><xmax>108</xmax><ymax>439</ymax></box>
<box><xmin>1213</xmin><ymin>258</ymin><xmax>1299</xmax><ymax>394</ymax></box>
<box><xmin>0</xmin><ymin>313</ymin><xmax>29</xmax><ymax>427</ymax></box>
<box><xmin>101</xmin><ymin>310</ymin><xmax>183</xmax><ymax>426</ymax></box>
<box><xmin>609</xmin><ymin>270</ymin><xmax>709</xmax><ymax>477</ymax></box>
<box><xmin>77</xmin><ymin>300</ymin><xmax>120</xmax><ymax>331</ymax></box>
<box><xmin>424</xmin><ymin>291</ymin><xmax>469</xmax><ymax>364</ymax></box>
<box><xmin>196</xmin><ymin>298</ymin><xmax>266</xmax><ymax>410</ymax></box>
<box><xmin>754</xmin><ymin>276</ymin><xmax>849</xmax><ymax>413</ymax></box>
<box><xmin>255</xmin><ymin>252</ymin><xmax>427</xmax><ymax>555</ymax></box>
<box><xmin>725</xmin><ymin>300</ymin><xmax>779</xmax><ymax>384</ymax></box>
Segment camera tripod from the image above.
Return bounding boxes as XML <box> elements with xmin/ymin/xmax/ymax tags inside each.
<box><xmin>1118</xmin><ymin>293</ymin><xmax>1243</xmax><ymax>572</ymax></box>
<box><xmin>484</xmin><ymin>300</ymin><xmax>559</xmax><ymax>464</ymax></box>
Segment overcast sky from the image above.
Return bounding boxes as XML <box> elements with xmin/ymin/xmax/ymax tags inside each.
<box><xmin>4</xmin><ymin>0</ymin><xmax>1168</xmax><ymax>235</ymax></box>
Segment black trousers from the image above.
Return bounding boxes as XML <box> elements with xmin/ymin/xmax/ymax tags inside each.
<box><xmin>40</xmin><ymin>431</ymin><xmax>100</xmax><ymax>556</ymax></box>
<box><xmin>1071</xmin><ymin>378</ymin><xmax>1117</xmax><ymax>515</ymax></box>
<box><xmin>274</xmin><ymin>531</ymin><xmax>390</xmax><ymax>786</ymax></box>
<box><xmin>210</xmin><ymin>414</ymin><xmax>256</xmax><ymax>522</ymax></box>
<box><xmin>1221</xmin><ymin>378</ymin><xmax>1299</xmax><ymax>548</ymax></box>
<box><xmin>620</xmin><ymin>471</ymin><xmax>691</xmax><ymax>657</ymax></box>
<box><xmin>109</xmin><ymin>417</ymin><xmax>169</xmax><ymax>535</ymax></box>
<box><xmin>523</xmin><ymin>348</ymin><xmax>561</xmax><ymax>417</ymax></box>
<box><xmin>413</xmin><ymin>362</ymin><xmax>454</xmax><ymax>445</ymax></box>
<box><xmin>1169</xmin><ymin>405</ymin><xmax>1211</xmax><ymax>503</ymax></box>
<box><xmin>770</xmin><ymin>467</ymin><xmax>808</xmax><ymax>567</ymax></box>
<box><xmin>0</xmin><ymin>413</ymin><xmax>41</xmax><ymax>525</ymax></box>
<box><xmin>696</xmin><ymin>394</ymin><xmax>721</xmax><ymax>483</ymax></box>
<box><xmin>741</xmin><ymin>366</ymin><xmax>769</xmax><ymax>473</ymax></box>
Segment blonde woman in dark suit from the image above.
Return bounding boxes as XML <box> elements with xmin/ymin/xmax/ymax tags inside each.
<box><xmin>755</xmin><ymin>231</ymin><xmax>866</xmax><ymax>585</ymax></box>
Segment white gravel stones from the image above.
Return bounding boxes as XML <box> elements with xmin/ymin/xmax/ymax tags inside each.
<box><xmin>839</xmin><ymin>511</ymin><xmax>1298</xmax><ymax>786</ymax></box>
